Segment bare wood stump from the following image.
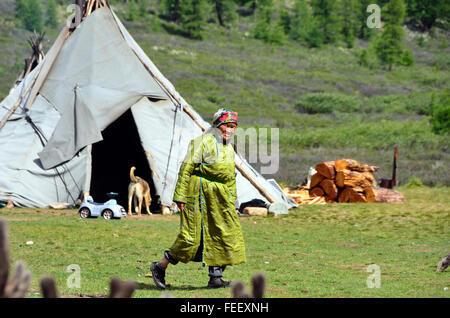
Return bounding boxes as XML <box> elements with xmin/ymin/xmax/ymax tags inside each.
<box><xmin>365</xmin><ymin>187</ymin><xmax>405</xmax><ymax>203</ymax></box>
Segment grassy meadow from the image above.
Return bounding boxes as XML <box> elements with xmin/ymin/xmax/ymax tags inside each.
<box><xmin>1</xmin><ymin>186</ymin><xmax>449</xmax><ymax>298</ymax></box>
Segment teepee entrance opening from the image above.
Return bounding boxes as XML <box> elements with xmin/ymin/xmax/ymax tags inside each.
<box><xmin>90</xmin><ymin>109</ymin><xmax>158</xmax><ymax>212</ymax></box>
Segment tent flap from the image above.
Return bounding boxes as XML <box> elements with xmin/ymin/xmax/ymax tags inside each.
<box><xmin>38</xmin><ymin>88</ymin><xmax>102</xmax><ymax>170</ymax></box>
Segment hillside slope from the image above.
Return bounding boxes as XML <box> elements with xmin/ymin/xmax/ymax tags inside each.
<box><xmin>0</xmin><ymin>1</ymin><xmax>449</xmax><ymax>186</ymax></box>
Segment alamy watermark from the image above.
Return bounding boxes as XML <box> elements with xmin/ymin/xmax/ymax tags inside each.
<box><xmin>367</xmin><ymin>4</ymin><xmax>381</xmax><ymax>29</ymax></box>
<box><xmin>66</xmin><ymin>264</ymin><xmax>81</xmax><ymax>289</ymax></box>
<box><xmin>235</xmin><ymin>127</ymin><xmax>279</xmax><ymax>175</ymax></box>
<box><xmin>183</xmin><ymin>127</ymin><xmax>280</xmax><ymax>176</ymax></box>
<box><xmin>65</xmin><ymin>4</ymin><xmax>82</xmax><ymax>29</ymax></box>
<box><xmin>366</xmin><ymin>264</ymin><xmax>381</xmax><ymax>288</ymax></box>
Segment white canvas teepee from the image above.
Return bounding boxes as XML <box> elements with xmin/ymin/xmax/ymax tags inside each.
<box><xmin>0</xmin><ymin>5</ymin><xmax>296</xmax><ymax>211</ymax></box>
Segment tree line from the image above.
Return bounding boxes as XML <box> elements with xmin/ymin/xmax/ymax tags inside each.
<box><xmin>15</xmin><ymin>0</ymin><xmax>59</xmax><ymax>33</ymax></box>
<box><xmin>14</xmin><ymin>0</ymin><xmax>449</xmax><ymax>71</ymax></box>
<box><xmin>16</xmin><ymin>1</ymin><xmax>448</xmax><ymax>38</ymax></box>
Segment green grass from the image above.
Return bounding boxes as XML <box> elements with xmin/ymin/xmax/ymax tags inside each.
<box><xmin>1</xmin><ymin>186</ymin><xmax>449</xmax><ymax>298</ymax></box>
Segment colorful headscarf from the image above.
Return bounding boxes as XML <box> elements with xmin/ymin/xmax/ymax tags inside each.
<box><xmin>212</xmin><ymin>108</ymin><xmax>238</xmax><ymax>127</ymax></box>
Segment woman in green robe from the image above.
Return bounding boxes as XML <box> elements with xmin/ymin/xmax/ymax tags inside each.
<box><xmin>150</xmin><ymin>108</ymin><xmax>246</xmax><ymax>289</ymax></box>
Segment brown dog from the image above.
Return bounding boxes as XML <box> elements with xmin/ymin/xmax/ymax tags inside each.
<box><xmin>128</xmin><ymin>166</ymin><xmax>152</xmax><ymax>215</ymax></box>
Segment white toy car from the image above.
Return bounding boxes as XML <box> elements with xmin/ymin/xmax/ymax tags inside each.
<box><xmin>78</xmin><ymin>193</ymin><xmax>126</xmax><ymax>220</ymax></box>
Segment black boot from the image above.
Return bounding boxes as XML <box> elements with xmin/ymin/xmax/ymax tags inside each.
<box><xmin>150</xmin><ymin>262</ymin><xmax>166</xmax><ymax>289</ymax></box>
<box><xmin>207</xmin><ymin>266</ymin><xmax>231</xmax><ymax>288</ymax></box>
<box><xmin>207</xmin><ymin>277</ymin><xmax>231</xmax><ymax>288</ymax></box>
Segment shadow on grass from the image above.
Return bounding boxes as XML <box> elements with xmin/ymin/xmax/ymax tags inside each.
<box><xmin>161</xmin><ymin>23</ymin><xmax>190</xmax><ymax>38</ymax></box>
<box><xmin>135</xmin><ymin>282</ymin><xmax>209</xmax><ymax>291</ymax></box>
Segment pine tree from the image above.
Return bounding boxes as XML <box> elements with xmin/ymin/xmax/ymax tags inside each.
<box><xmin>161</xmin><ymin>0</ymin><xmax>181</xmax><ymax>23</ymax></box>
<box><xmin>46</xmin><ymin>0</ymin><xmax>59</xmax><ymax>29</ymax></box>
<box><xmin>251</xmin><ymin>0</ymin><xmax>286</xmax><ymax>45</ymax></box>
<box><xmin>290</xmin><ymin>0</ymin><xmax>323</xmax><ymax>47</ymax></box>
<box><xmin>340</xmin><ymin>0</ymin><xmax>360</xmax><ymax>48</ymax></box>
<box><xmin>374</xmin><ymin>0</ymin><xmax>413</xmax><ymax>71</ymax></box>
<box><xmin>405</xmin><ymin>0</ymin><xmax>449</xmax><ymax>32</ymax></box>
<box><xmin>252</xmin><ymin>0</ymin><xmax>274</xmax><ymax>41</ymax></box>
<box><xmin>179</xmin><ymin>0</ymin><xmax>208</xmax><ymax>40</ymax></box>
<box><xmin>357</xmin><ymin>0</ymin><xmax>376</xmax><ymax>40</ymax></box>
<box><xmin>311</xmin><ymin>0</ymin><xmax>341</xmax><ymax>44</ymax></box>
<box><xmin>21</xmin><ymin>0</ymin><xmax>44</xmax><ymax>33</ymax></box>
<box><xmin>278</xmin><ymin>4</ymin><xmax>291</xmax><ymax>35</ymax></box>
<box><xmin>15</xmin><ymin>0</ymin><xmax>27</xmax><ymax>19</ymax></box>
<box><xmin>127</xmin><ymin>0</ymin><xmax>138</xmax><ymax>21</ymax></box>
<box><xmin>138</xmin><ymin>0</ymin><xmax>148</xmax><ymax>17</ymax></box>
<box><xmin>211</xmin><ymin>0</ymin><xmax>237</xmax><ymax>27</ymax></box>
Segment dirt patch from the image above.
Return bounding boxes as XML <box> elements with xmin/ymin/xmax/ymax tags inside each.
<box><xmin>339</xmin><ymin>264</ymin><xmax>366</xmax><ymax>269</ymax></box>
<box><xmin>124</xmin><ymin>213</ymin><xmax>178</xmax><ymax>221</ymax></box>
<box><xmin>0</xmin><ymin>216</ymin><xmax>41</xmax><ymax>222</ymax></box>
<box><xmin>0</xmin><ymin>208</ymin><xmax>77</xmax><ymax>216</ymax></box>
<box><xmin>336</xmin><ymin>242</ymin><xmax>360</xmax><ymax>249</ymax></box>
<box><xmin>409</xmin><ymin>248</ymin><xmax>437</xmax><ymax>253</ymax></box>
<box><xmin>1</xmin><ymin>208</ymin><xmax>179</xmax><ymax>221</ymax></box>
<box><xmin>62</xmin><ymin>293</ymin><xmax>107</xmax><ymax>298</ymax></box>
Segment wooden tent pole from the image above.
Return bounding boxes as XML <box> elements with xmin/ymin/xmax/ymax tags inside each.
<box><xmin>86</xmin><ymin>0</ymin><xmax>95</xmax><ymax>16</ymax></box>
<box><xmin>235</xmin><ymin>161</ymin><xmax>275</xmax><ymax>203</ymax></box>
<box><xmin>1</xmin><ymin>24</ymin><xmax>70</xmax><ymax>132</ymax></box>
<box><xmin>0</xmin><ymin>87</ymin><xmax>30</xmax><ymax>131</ymax></box>
<box><xmin>0</xmin><ymin>62</ymin><xmax>44</xmax><ymax>132</ymax></box>
<box><xmin>24</xmin><ymin>26</ymin><xmax>71</xmax><ymax>111</ymax></box>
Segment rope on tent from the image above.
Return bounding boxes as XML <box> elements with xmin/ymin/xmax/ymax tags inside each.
<box><xmin>23</xmin><ymin>108</ymin><xmax>81</xmax><ymax>205</ymax></box>
<box><xmin>18</xmin><ymin>77</ymin><xmax>27</xmax><ymax>111</ymax></box>
<box><xmin>160</xmin><ymin>102</ymin><xmax>180</xmax><ymax>202</ymax></box>
<box><xmin>172</xmin><ymin>101</ymin><xmax>185</xmax><ymax>193</ymax></box>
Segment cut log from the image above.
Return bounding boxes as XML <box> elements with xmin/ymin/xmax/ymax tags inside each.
<box><xmin>283</xmin><ymin>188</ymin><xmax>310</xmax><ymax>204</ymax></box>
<box><xmin>308</xmin><ymin>196</ymin><xmax>326</xmax><ymax>205</ymax></box>
<box><xmin>364</xmin><ymin>187</ymin><xmax>376</xmax><ymax>203</ymax></box>
<box><xmin>319</xmin><ymin>179</ymin><xmax>338</xmax><ymax>200</ymax></box>
<box><xmin>365</xmin><ymin>187</ymin><xmax>405</xmax><ymax>203</ymax></box>
<box><xmin>161</xmin><ymin>206</ymin><xmax>172</xmax><ymax>215</ymax></box>
<box><xmin>336</xmin><ymin>169</ymin><xmax>373</xmax><ymax>188</ymax></box>
<box><xmin>338</xmin><ymin>188</ymin><xmax>367</xmax><ymax>203</ymax></box>
<box><xmin>310</xmin><ymin>187</ymin><xmax>324</xmax><ymax>197</ymax></box>
<box><xmin>363</xmin><ymin>172</ymin><xmax>375</xmax><ymax>184</ymax></box>
<box><xmin>315</xmin><ymin>161</ymin><xmax>335</xmax><ymax>179</ymax></box>
<box><xmin>325</xmin><ymin>197</ymin><xmax>337</xmax><ymax>203</ymax></box>
<box><xmin>335</xmin><ymin>159</ymin><xmax>378</xmax><ymax>172</ymax></box>
<box><xmin>243</xmin><ymin>207</ymin><xmax>268</xmax><ymax>216</ymax></box>
<box><xmin>310</xmin><ymin>173</ymin><xmax>325</xmax><ymax>189</ymax></box>
<box><xmin>352</xmin><ymin>186</ymin><xmax>364</xmax><ymax>193</ymax></box>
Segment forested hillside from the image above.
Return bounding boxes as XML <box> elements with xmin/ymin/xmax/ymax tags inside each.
<box><xmin>0</xmin><ymin>0</ymin><xmax>449</xmax><ymax>185</ymax></box>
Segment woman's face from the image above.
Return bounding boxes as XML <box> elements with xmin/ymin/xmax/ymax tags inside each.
<box><xmin>218</xmin><ymin>122</ymin><xmax>237</xmax><ymax>141</ymax></box>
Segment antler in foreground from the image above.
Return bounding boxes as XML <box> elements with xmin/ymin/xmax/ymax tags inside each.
<box><xmin>232</xmin><ymin>272</ymin><xmax>266</xmax><ymax>298</ymax></box>
<box><xmin>0</xmin><ymin>218</ymin><xmax>32</xmax><ymax>298</ymax></box>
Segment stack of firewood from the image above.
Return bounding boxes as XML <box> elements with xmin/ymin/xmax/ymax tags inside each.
<box><xmin>309</xmin><ymin>159</ymin><xmax>404</xmax><ymax>203</ymax></box>
<box><xmin>282</xmin><ymin>187</ymin><xmax>327</xmax><ymax>204</ymax></box>
<box><xmin>283</xmin><ymin>159</ymin><xmax>405</xmax><ymax>204</ymax></box>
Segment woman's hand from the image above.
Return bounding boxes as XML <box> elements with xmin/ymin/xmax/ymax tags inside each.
<box><xmin>176</xmin><ymin>202</ymin><xmax>185</xmax><ymax>213</ymax></box>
